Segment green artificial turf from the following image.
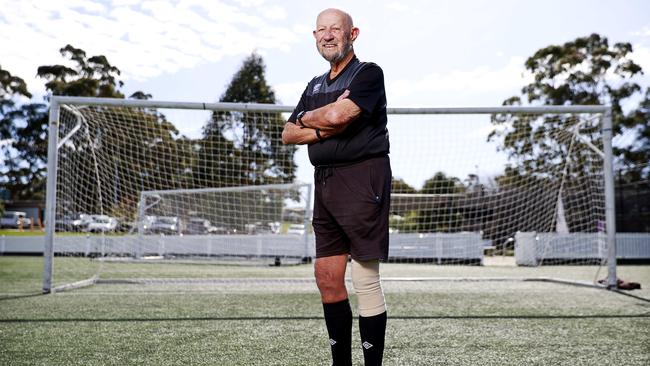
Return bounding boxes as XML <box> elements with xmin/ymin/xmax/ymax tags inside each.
<box><xmin>1</xmin><ymin>256</ymin><xmax>648</xmax><ymax>365</ymax></box>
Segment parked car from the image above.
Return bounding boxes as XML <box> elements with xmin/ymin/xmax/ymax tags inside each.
<box><xmin>148</xmin><ymin>216</ymin><xmax>181</xmax><ymax>235</ymax></box>
<box><xmin>56</xmin><ymin>213</ymin><xmax>91</xmax><ymax>232</ymax></box>
<box><xmin>287</xmin><ymin>223</ymin><xmax>306</xmax><ymax>235</ymax></box>
<box><xmin>86</xmin><ymin>215</ymin><xmax>118</xmax><ymax>233</ymax></box>
<box><xmin>268</xmin><ymin>221</ymin><xmax>281</xmax><ymax>234</ymax></box>
<box><xmin>245</xmin><ymin>221</ymin><xmax>275</xmax><ymax>234</ymax></box>
<box><xmin>1</xmin><ymin>211</ymin><xmax>32</xmax><ymax>228</ymax></box>
<box><xmin>211</xmin><ymin>222</ymin><xmax>236</xmax><ymax>235</ymax></box>
<box><xmin>247</xmin><ymin>221</ymin><xmax>285</xmax><ymax>234</ymax></box>
<box><xmin>117</xmin><ymin>220</ymin><xmax>136</xmax><ymax>233</ymax></box>
<box><xmin>137</xmin><ymin>215</ymin><xmax>156</xmax><ymax>233</ymax></box>
<box><xmin>185</xmin><ymin>218</ymin><xmax>220</xmax><ymax>235</ymax></box>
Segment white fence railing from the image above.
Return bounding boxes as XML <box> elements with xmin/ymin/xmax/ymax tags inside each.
<box><xmin>4</xmin><ymin>232</ymin><xmax>648</xmax><ymax>264</ymax></box>
<box><xmin>515</xmin><ymin>232</ymin><xmax>650</xmax><ymax>265</ymax></box>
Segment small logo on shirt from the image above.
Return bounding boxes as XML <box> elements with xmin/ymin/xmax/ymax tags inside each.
<box><xmin>362</xmin><ymin>341</ymin><xmax>373</xmax><ymax>349</ymax></box>
<box><xmin>329</xmin><ymin>339</ymin><xmax>337</xmax><ymax>346</ymax></box>
<box><xmin>313</xmin><ymin>83</ymin><xmax>322</xmax><ymax>93</ymax></box>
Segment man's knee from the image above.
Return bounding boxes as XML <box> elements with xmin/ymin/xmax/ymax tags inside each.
<box><xmin>315</xmin><ymin>256</ymin><xmax>348</xmax><ymax>302</ymax></box>
<box><xmin>351</xmin><ymin>259</ymin><xmax>386</xmax><ymax>316</ymax></box>
<box><xmin>315</xmin><ymin>269</ymin><xmax>344</xmax><ymax>292</ymax></box>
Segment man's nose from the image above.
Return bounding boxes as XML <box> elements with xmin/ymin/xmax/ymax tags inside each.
<box><xmin>323</xmin><ymin>31</ymin><xmax>335</xmax><ymax>41</ymax></box>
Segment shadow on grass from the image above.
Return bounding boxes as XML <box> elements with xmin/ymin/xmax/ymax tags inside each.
<box><xmin>610</xmin><ymin>289</ymin><xmax>650</xmax><ymax>303</ymax></box>
<box><xmin>1</xmin><ymin>314</ymin><xmax>649</xmax><ymax>323</ymax></box>
<box><xmin>0</xmin><ymin>292</ymin><xmax>44</xmax><ymax>302</ymax></box>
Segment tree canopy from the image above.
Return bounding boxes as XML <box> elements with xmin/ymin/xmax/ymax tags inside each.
<box><xmin>1</xmin><ymin>45</ymin><xmax>134</xmax><ymax>201</ymax></box>
<box><xmin>199</xmin><ymin>53</ymin><xmax>297</xmax><ymax>187</ymax></box>
<box><xmin>1</xmin><ymin>65</ymin><xmax>46</xmax><ymax>200</ymax></box>
<box><xmin>489</xmin><ymin>33</ymin><xmax>648</xmax><ymax>181</ymax></box>
<box><xmin>1</xmin><ymin>48</ymin><xmax>298</xmax><ymax>212</ymax></box>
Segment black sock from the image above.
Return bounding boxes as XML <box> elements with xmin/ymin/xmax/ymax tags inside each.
<box><xmin>359</xmin><ymin>311</ymin><xmax>387</xmax><ymax>366</ymax></box>
<box><xmin>322</xmin><ymin>299</ymin><xmax>353</xmax><ymax>366</ymax></box>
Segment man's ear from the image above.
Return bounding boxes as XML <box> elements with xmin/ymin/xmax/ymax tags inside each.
<box><xmin>350</xmin><ymin>27</ymin><xmax>360</xmax><ymax>42</ymax></box>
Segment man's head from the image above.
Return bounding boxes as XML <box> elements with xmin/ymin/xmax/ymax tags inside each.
<box><xmin>314</xmin><ymin>8</ymin><xmax>359</xmax><ymax>65</ymax></box>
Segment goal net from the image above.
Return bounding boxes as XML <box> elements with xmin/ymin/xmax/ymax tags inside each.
<box><xmin>43</xmin><ymin>98</ymin><xmax>615</xmax><ymax>293</ymax></box>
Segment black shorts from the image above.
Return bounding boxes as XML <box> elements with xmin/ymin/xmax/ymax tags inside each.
<box><xmin>312</xmin><ymin>155</ymin><xmax>391</xmax><ymax>261</ymax></box>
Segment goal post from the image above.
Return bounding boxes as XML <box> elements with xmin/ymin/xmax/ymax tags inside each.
<box><xmin>42</xmin><ymin>96</ymin><xmax>616</xmax><ymax>293</ymax></box>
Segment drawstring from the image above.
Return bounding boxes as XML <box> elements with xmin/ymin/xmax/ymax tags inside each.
<box><xmin>314</xmin><ymin>154</ymin><xmax>387</xmax><ymax>187</ymax></box>
<box><xmin>315</xmin><ymin>166</ymin><xmax>333</xmax><ymax>186</ymax></box>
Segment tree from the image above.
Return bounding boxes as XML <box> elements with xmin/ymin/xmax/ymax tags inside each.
<box><xmin>193</xmin><ymin>53</ymin><xmax>298</xmax><ymax>227</ymax></box>
<box><xmin>421</xmin><ymin>172</ymin><xmax>466</xmax><ymax>195</ymax></box>
<box><xmin>0</xmin><ymin>65</ymin><xmax>48</xmax><ymax>200</ymax></box>
<box><xmin>37</xmin><ymin>45</ymin><xmax>124</xmax><ymax>98</ymax></box>
<box><xmin>489</xmin><ymin>34</ymin><xmax>647</xmax><ymax>181</ymax></box>
<box><xmin>198</xmin><ymin>53</ymin><xmax>297</xmax><ymax>187</ymax></box>
<box><xmin>2</xmin><ymin>44</ymin><xmax>178</xmax><ymax>215</ymax></box>
<box><xmin>391</xmin><ymin>177</ymin><xmax>417</xmax><ymax>194</ymax></box>
<box><xmin>617</xmin><ymin>87</ymin><xmax>650</xmax><ymax>181</ymax></box>
<box><xmin>487</xmin><ymin>34</ymin><xmax>649</xmax><ymax>236</ymax></box>
<box><xmin>0</xmin><ymin>64</ymin><xmax>31</xmax><ymax>139</ymax></box>
<box><xmin>418</xmin><ymin>172</ymin><xmax>466</xmax><ymax>232</ymax></box>
<box><xmin>1</xmin><ymin>45</ymin><xmax>128</xmax><ymax>202</ymax></box>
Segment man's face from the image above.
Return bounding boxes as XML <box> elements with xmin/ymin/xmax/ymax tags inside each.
<box><xmin>313</xmin><ymin>11</ymin><xmax>356</xmax><ymax>64</ymax></box>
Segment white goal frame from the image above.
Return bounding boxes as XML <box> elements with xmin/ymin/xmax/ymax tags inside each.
<box><xmin>43</xmin><ymin>96</ymin><xmax>616</xmax><ymax>293</ymax></box>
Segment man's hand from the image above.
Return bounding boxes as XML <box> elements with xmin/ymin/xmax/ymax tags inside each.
<box><xmin>281</xmin><ymin>119</ymin><xmax>346</xmax><ymax>145</ymax></box>
<box><xmin>282</xmin><ymin>89</ymin><xmax>356</xmax><ymax>145</ymax></box>
<box><xmin>301</xmin><ymin>90</ymin><xmax>361</xmax><ymax>131</ymax></box>
<box><xmin>336</xmin><ymin>89</ymin><xmax>350</xmax><ymax>102</ymax></box>
<box><xmin>282</xmin><ymin>122</ymin><xmax>318</xmax><ymax>145</ymax></box>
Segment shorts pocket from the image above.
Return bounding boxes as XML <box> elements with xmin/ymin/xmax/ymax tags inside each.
<box><xmin>338</xmin><ymin>163</ymin><xmax>380</xmax><ymax>204</ymax></box>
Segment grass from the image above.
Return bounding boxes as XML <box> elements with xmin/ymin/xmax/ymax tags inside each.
<box><xmin>0</xmin><ymin>256</ymin><xmax>649</xmax><ymax>365</ymax></box>
<box><xmin>0</xmin><ymin>229</ymin><xmax>44</xmax><ymax>236</ymax></box>
<box><xmin>0</xmin><ymin>230</ymin><xmax>117</xmax><ymax>237</ymax></box>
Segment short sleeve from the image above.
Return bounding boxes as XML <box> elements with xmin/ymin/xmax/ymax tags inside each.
<box><xmin>346</xmin><ymin>64</ymin><xmax>385</xmax><ymax>116</ymax></box>
<box><xmin>288</xmin><ymin>83</ymin><xmax>310</xmax><ymax>123</ymax></box>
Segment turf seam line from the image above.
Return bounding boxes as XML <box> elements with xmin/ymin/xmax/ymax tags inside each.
<box><xmin>2</xmin><ymin>314</ymin><xmax>649</xmax><ymax>323</ymax></box>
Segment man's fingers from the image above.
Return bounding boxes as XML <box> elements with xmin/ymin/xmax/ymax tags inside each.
<box><xmin>336</xmin><ymin>89</ymin><xmax>350</xmax><ymax>101</ymax></box>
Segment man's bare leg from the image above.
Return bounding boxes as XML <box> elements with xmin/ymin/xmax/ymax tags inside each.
<box><xmin>315</xmin><ymin>254</ymin><xmax>352</xmax><ymax>366</ymax></box>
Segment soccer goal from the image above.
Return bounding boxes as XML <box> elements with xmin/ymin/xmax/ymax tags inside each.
<box><xmin>43</xmin><ymin>97</ymin><xmax>616</xmax><ymax>293</ymax></box>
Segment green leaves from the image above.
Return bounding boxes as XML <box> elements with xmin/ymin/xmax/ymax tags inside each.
<box><xmin>2</xmin><ymin>45</ymin><xmax>127</xmax><ymax>202</ymax></box>
<box><xmin>199</xmin><ymin>53</ymin><xmax>297</xmax><ymax>188</ymax></box>
<box><xmin>37</xmin><ymin>44</ymin><xmax>124</xmax><ymax>99</ymax></box>
<box><xmin>491</xmin><ymin>33</ymin><xmax>648</xmax><ymax>182</ymax></box>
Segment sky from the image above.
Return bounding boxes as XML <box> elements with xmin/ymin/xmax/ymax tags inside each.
<box><xmin>1</xmin><ymin>0</ymin><xmax>649</xmax><ymax>188</ymax></box>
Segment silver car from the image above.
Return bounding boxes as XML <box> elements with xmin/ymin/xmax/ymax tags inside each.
<box><xmin>86</xmin><ymin>215</ymin><xmax>118</xmax><ymax>232</ymax></box>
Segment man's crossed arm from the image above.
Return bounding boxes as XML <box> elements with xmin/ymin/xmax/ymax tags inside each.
<box><xmin>281</xmin><ymin>90</ymin><xmax>361</xmax><ymax>145</ymax></box>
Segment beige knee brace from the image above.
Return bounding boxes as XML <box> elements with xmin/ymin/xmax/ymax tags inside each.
<box><xmin>351</xmin><ymin>259</ymin><xmax>386</xmax><ymax>317</ymax></box>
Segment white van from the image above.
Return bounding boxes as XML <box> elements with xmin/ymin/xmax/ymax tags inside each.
<box><xmin>1</xmin><ymin>211</ymin><xmax>32</xmax><ymax>228</ymax></box>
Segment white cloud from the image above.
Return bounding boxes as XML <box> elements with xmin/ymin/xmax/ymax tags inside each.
<box><xmin>385</xmin><ymin>2</ymin><xmax>411</xmax><ymax>12</ymax></box>
<box><xmin>0</xmin><ymin>0</ymin><xmax>301</xmax><ymax>94</ymax></box>
<box><xmin>69</xmin><ymin>0</ymin><xmax>108</xmax><ymax>13</ymax></box>
<box><xmin>111</xmin><ymin>0</ymin><xmax>139</xmax><ymax>6</ymax></box>
<box><xmin>387</xmin><ymin>57</ymin><xmax>532</xmax><ymax>105</ymax></box>
<box><xmin>232</xmin><ymin>0</ymin><xmax>266</xmax><ymax>8</ymax></box>
<box><xmin>630</xmin><ymin>26</ymin><xmax>650</xmax><ymax>37</ymax></box>
<box><xmin>274</xmin><ymin>81</ymin><xmax>307</xmax><ymax>105</ymax></box>
<box><xmin>631</xmin><ymin>44</ymin><xmax>650</xmax><ymax>74</ymax></box>
<box><xmin>261</xmin><ymin>5</ymin><xmax>288</xmax><ymax>21</ymax></box>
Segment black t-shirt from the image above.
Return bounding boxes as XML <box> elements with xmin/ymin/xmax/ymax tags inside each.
<box><xmin>289</xmin><ymin>56</ymin><xmax>389</xmax><ymax>166</ymax></box>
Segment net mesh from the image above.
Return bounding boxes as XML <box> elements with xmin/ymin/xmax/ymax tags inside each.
<box><xmin>49</xmin><ymin>102</ymin><xmax>609</xmax><ymax>291</ymax></box>
<box><xmin>387</xmin><ymin>112</ymin><xmax>605</xmax><ymax>268</ymax></box>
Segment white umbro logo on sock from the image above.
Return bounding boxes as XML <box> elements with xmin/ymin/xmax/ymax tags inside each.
<box><xmin>362</xmin><ymin>341</ymin><xmax>373</xmax><ymax>349</ymax></box>
<box><xmin>329</xmin><ymin>339</ymin><xmax>337</xmax><ymax>346</ymax></box>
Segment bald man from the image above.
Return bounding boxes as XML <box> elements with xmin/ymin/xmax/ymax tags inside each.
<box><xmin>282</xmin><ymin>8</ymin><xmax>390</xmax><ymax>366</ymax></box>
